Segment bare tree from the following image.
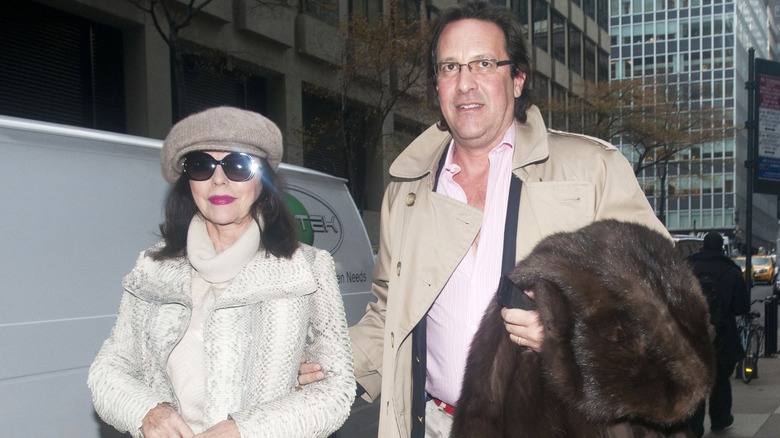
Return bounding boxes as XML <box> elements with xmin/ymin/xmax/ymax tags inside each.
<box><xmin>125</xmin><ymin>0</ymin><xmax>216</xmax><ymax>121</ymax></box>
<box><xmin>541</xmin><ymin>78</ymin><xmax>731</xmax><ymax>225</ymax></box>
<box><xmin>303</xmin><ymin>1</ymin><xmax>436</xmax><ymax>210</ymax></box>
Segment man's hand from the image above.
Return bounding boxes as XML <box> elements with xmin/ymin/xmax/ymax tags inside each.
<box><xmin>501</xmin><ymin>291</ymin><xmax>543</xmax><ymax>351</ymax></box>
<box><xmin>141</xmin><ymin>402</ymin><xmax>195</xmax><ymax>438</ymax></box>
<box><xmin>297</xmin><ymin>356</ymin><xmax>325</xmax><ymax>388</ymax></box>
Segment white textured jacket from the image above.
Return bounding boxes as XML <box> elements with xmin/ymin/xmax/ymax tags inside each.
<box><xmin>88</xmin><ymin>243</ymin><xmax>355</xmax><ymax>437</ymax></box>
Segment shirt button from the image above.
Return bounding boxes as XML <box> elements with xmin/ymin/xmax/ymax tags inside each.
<box><xmin>406</xmin><ymin>193</ymin><xmax>416</xmax><ymax>206</ymax></box>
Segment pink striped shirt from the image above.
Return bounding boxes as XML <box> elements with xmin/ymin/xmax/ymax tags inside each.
<box><xmin>425</xmin><ymin>124</ymin><xmax>516</xmax><ymax>406</ymax></box>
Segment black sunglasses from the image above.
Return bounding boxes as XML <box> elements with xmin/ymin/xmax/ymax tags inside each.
<box><xmin>183</xmin><ymin>151</ymin><xmax>260</xmax><ymax>182</ymax></box>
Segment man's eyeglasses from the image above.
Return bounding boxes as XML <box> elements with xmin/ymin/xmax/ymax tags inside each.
<box><xmin>435</xmin><ymin>58</ymin><xmax>512</xmax><ymax>78</ymax></box>
<box><xmin>183</xmin><ymin>151</ymin><xmax>260</xmax><ymax>182</ymax></box>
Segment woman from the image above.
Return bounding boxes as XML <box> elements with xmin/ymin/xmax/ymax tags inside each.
<box><xmin>88</xmin><ymin>106</ymin><xmax>355</xmax><ymax>438</ymax></box>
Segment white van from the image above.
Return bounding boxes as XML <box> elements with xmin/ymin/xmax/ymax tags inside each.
<box><xmin>0</xmin><ymin>115</ymin><xmax>377</xmax><ymax>437</ymax></box>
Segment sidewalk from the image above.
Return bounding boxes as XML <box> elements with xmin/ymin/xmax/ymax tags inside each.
<box><xmin>702</xmin><ymin>328</ymin><xmax>780</xmax><ymax>437</ymax></box>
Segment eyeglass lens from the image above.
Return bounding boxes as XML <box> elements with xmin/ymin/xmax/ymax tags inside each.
<box><xmin>436</xmin><ymin>59</ymin><xmax>511</xmax><ymax>77</ymax></box>
<box><xmin>183</xmin><ymin>151</ymin><xmax>259</xmax><ymax>182</ymax></box>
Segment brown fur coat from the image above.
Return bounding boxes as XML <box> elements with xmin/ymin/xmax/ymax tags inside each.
<box><xmin>452</xmin><ymin>220</ymin><xmax>715</xmax><ymax>437</ymax></box>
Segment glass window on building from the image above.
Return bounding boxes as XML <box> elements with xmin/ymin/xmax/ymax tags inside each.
<box><xmin>621</xmin><ymin>25</ymin><xmax>630</xmax><ymax>44</ymax></box>
<box><xmin>598</xmin><ymin>50</ymin><xmax>609</xmax><ymax>81</ymax></box>
<box><xmin>656</xmin><ymin>22</ymin><xmax>666</xmax><ymax>41</ymax></box>
<box><xmin>534</xmin><ymin>75</ymin><xmax>550</xmax><ymax>107</ymax></box>
<box><xmin>350</xmin><ymin>0</ymin><xmax>382</xmax><ymax>23</ymax></box>
<box><xmin>702</xmin><ymin>16</ymin><xmax>712</xmax><ymax>36</ymax></box>
<box><xmin>302</xmin><ymin>0</ymin><xmax>339</xmax><ymax>26</ymax></box>
<box><xmin>645</xmin><ymin>23</ymin><xmax>654</xmax><ymax>42</ymax></box>
<box><xmin>584</xmin><ymin>0</ymin><xmax>596</xmax><ymax>19</ymax></box>
<box><xmin>690</xmin><ymin>18</ymin><xmax>701</xmax><ymax>37</ymax></box>
<box><xmin>691</xmin><ymin>52</ymin><xmax>701</xmax><ymax>71</ymax></box>
<box><xmin>570</xmin><ymin>27</ymin><xmax>583</xmax><ymax>76</ymax></box>
<box><xmin>713</xmin><ymin>48</ymin><xmax>723</xmax><ymax>68</ymax></box>
<box><xmin>533</xmin><ymin>0</ymin><xmax>548</xmax><ymax>52</ymax></box>
<box><xmin>632</xmin><ymin>24</ymin><xmax>642</xmax><ymax>43</ymax></box>
<box><xmin>512</xmin><ymin>0</ymin><xmax>530</xmax><ymax>37</ymax></box>
<box><xmin>621</xmin><ymin>0</ymin><xmax>632</xmax><ymax>14</ymax></box>
<box><xmin>644</xmin><ymin>0</ymin><xmax>654</xmax><ymax>13</ymax></box>
<box><xmin>681</xmin><ymin>19</ymin><xmax>689</xmax><ymax>38</ymax></box>
<box><xmin>667</xmin><ymin>20</ymin><xmax>678</xmax><ymax>39</ymax></box>
<box><xmin>720</xmin><ymin>140</ymin><xmax>730</xmax><ymax>158</ymax></box>
<box><xmin>0</xmin><ymin>0</ymin><xmax>126</xmax><ymax>132</ymax></box>
<box><xmin>552</xmin><ymin>11</ymin><xmax>566</xmax><ymax>63</ymax></box>
<box><xmin>584</xmin><ymin>38</ymin><xmax>597</xmax><ymax>81</ymax></box>
<box><xmin>598</xmin><ymin>0</ymin><xmax>609</xmax><ymax>28</ymax></box>
<box><xmin>725</xmin><ymin>48</ymin><xmax>733</xmax><ymax>68</ymax></box>
<box><xmin>702</xmin><ymin>50</ymin><xmax>712</xmax><ymax>71</ymax></box>
<box><xmin>725</xmin><ymin>79</ymin><xmax>733</xmax><ymax>97</ymax></box>
<box><xmin>396</xmin><ymin>0</ymin><xmax>420</xmax><ymax>21</ymax></box>
<box><xmin>632</xmin><ymin>0</ymin><xmax>642</xmax><ymax>13</ymax></box>
<box><xmin>691</xmin><ymin>82</ymin><xmax>701</xmax><ymax>99</ymax></box>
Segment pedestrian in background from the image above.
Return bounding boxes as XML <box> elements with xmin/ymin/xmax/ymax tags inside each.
<box><xmin>687</xmin><ymin>232</ymin><xmax>750</xmax><ymax>436</ymax></box>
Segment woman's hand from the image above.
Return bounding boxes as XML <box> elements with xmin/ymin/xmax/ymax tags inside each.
<box><xmin>141</xmin><ymin>403</ymin><xmax>195</xmax><ymax>438</ymax></box>
<box><xmin>296</xmin><ymin>356</ymin><xmax>325</xmax><ymax>388</ymax></box>
<box><xmin>195</xmin><ymin>419</ymin><xmax>239</xmax><ymax>437</ymax></box>
<box><xmin>501</xmin><ymin>291</ymin><xmax>544</xmax><ymax>352</ymax></box>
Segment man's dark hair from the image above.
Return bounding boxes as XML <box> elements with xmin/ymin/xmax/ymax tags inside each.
<box><xmin>429</xmin><ymin>1</ymin><xmax>534</xmax><ymax>128</ymax></box>
<box><xmin>151</xmin><ymin>157</ymin><xmax>299</xmax><ymax>260</ymax></box>
<box><xmin>702</xmin><ymin>232</ymin><xmax>724</xmax><ymax>252</ymax></box>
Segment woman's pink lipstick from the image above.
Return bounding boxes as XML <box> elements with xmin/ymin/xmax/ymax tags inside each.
<box><xmin>209</xmin><ymin>195</ymin><xmax>236</xmax><ymax>205</ymax></box>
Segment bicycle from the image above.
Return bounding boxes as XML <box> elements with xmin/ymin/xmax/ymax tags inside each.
<box><xmin>736</xmin><ymin>299</ymin><xmax>766</xmax><ymax>384</ymax></box>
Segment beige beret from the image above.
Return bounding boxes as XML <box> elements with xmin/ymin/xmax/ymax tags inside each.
<box><xmin>161</xmin><ymin>106</ymin><xmax>283</xmax><ymax>183</ymax></box>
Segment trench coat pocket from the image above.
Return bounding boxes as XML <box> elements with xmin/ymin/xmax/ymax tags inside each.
<box><xmin>523</xmin><ymin>181</ymin><xmax>595</xmax><ymax>237</ymax></box>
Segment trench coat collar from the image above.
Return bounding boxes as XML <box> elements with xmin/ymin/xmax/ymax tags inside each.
<box><xmin>389</xmin><ymin>105</ymin><xmax>550</xmax><ymax>181</ymax></box>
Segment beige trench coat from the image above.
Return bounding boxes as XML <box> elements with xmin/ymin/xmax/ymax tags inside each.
<box><xmin>349</xmin><ymin>106</ymin><xmax>668</xmax><ymax>437</ymax></box>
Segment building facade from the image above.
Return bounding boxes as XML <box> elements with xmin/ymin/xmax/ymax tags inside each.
<box><xmin>609</xmin><ymin>0</ymin><xmax>777</xmax><ymax>254</ymax></box>
<box><xmin>0</xmin><ymin>0</ymin><xmax>612</xmax><ymax>244</ymax></box>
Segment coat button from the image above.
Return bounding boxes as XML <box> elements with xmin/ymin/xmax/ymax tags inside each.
<box><xmin>406</xmin><ymin>193</ymin><xmax>416</xmax><ymax>206</ymax></box>
<box><xmin>397</xmin><ymin>261</ymin><xmax>401</xmax><ymax>276</ymax></box>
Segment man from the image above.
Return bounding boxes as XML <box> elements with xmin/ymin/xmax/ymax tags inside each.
<box><xmin>301</xmin><ymin>2</ymin><xmax>668</xmax><ymax>436</ymax></box>
<box><xmin>687</xmin><ymin>232</ymin><xmax>750</xmax><ymax>436</ymax></box>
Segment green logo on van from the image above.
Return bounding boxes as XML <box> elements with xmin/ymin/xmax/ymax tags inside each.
<box><xmin>285</xmin><ymin>193</ymin><xmax>314</xmax><ymax>245</ymax></box>
<box><xmin>285</xmin><ymin>189</ymin><xmax>343</xmax><ymax>253</ymax></box>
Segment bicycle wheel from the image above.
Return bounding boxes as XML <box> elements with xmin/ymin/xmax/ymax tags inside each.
<box><xmin>741</xmin><ymin>331</ymin><xmax>761</xmax><ymax>384</ymax></box>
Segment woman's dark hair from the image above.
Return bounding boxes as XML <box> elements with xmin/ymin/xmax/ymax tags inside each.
<box><xmin>429</xmin><ymin>1</ymin><xmax>534</xmax><ymax>127</ymax></box>
<box><xmin>150</xmin><ymin>158</ymin><xmax>299</xmax><ymax>260</ymax></box>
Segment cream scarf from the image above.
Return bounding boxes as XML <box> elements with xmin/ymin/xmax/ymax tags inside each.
<box><xmin>166</xmin><ymin>214</ymin><xmax>261</xmax><ymax>432</ymax></box>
